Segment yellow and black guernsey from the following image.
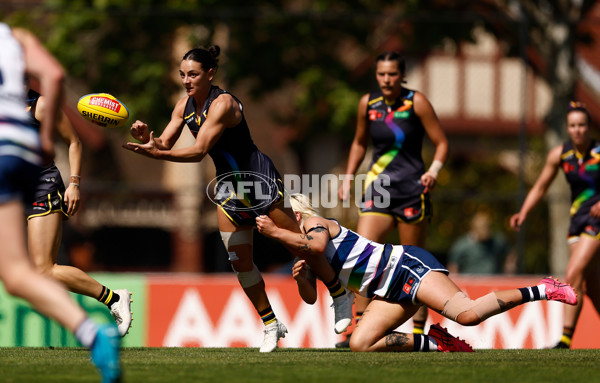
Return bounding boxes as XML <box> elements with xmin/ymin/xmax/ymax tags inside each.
<box><xmin>184</xmin><ymin>85</ymin><xmax>284</xmax><ymax>226</ymax></box>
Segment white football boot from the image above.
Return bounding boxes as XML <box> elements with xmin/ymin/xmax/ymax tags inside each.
<box><xmin>332</xmin><ymin>291</ymin><xmax>354</xmax><ymax>334</ymax></box>
<box><xmin>259</xmin><ymin>320</ymin><xmax>288</xmax><ymax>352</ymax></box>
<box><xmin>109</xmin><ymin>289</ymin><xmax>133</xmax><ymax>337</ymax></box>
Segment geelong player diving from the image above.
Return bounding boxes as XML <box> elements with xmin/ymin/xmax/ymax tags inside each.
<box><xmin>257</xmin><ymin>194</ymin><xmax>577</xmax><ymax>352</ymax></box>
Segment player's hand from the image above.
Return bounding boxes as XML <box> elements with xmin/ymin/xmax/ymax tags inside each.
<box><xmin>130</xmin><ymin>120</ymin><xmax>150</xmax><ymax>143</ymax></box>
<box><xmin>509</xmin><ymin>213</ymin><xmax>524</xmax><ymax>231</ymax></box>
<box><xmin>123</xmin><ymin>131</ymin><xmax>159</xmax><ymax>158</ymax></box>
<box><xmin>292</xmin><ymin>259</ymin><xmax>309</xmax><ymax>282</ymax></box>
<box><xmin>421</xmin><ymin>173</ymin><xmax>437</xmax><ymax>193</ymax></box>
<box><xmin>338</xmin><ymin>177</ymin><xmax>352</xmax><ymax>201</ymax></box>
<box><xmin>256</xmin><ymin>215</ymin><xmax>278</xmax><ymax>238</ymax></box>
<box><xmin>63</xmin><ymin>184</ymin><xmax>81</xmax><ymax>216</ymax></box>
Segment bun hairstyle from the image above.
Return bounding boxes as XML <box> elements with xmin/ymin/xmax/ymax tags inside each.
<box><xmin>182</xmin><ymin>45</ymin><xmax>220</xmax><ymax>70</ymax></box>
<box><xmin>568</xmin><ymin>101</ymin><xmax>592</xmax><ymax>125</ymax></box>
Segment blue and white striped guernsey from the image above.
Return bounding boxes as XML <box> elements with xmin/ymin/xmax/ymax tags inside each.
<box><xmin>324</xmin><ymin>220</ymin><xmax>405</xmax><ymax>299</ymax></box>
<box><xmin>323</xmin><ymin>219</ymin><xmax>447</xmax><ymax>303</ymax></box>
<box><xmin>0</xmin><ymin>23</ymin><xmax>43</xmax><ymax>166</ymax></box>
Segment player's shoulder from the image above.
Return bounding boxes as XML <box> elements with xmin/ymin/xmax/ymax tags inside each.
<box><xmin>9</xmin><ymin>27</ymin><xmax>37</xmax><ymax>47</ymax></box>
<box><xmin>212</xmin><ymin>91</ymin><xmax>238</xmax><ymax>108</ymax></box>
<box><xmin>549</xmin><ymin>144</ymin><xmax>565</xmax><ymax>157</ymax></box>
<box><xmin>210</xmin><ymin>92</ymin><xmax>243</xmax><ymax>124</ymax></box>
<box><xmin>173</xmin><ymin>95</ymin><xmax>191</xmax><ymax>114</ymax></box>
<box><xmin>304</xmin><ymin>216</ymin><xmax>332</xmax><ymax>231</ymax></box>
<box><xmin>547</xmin><ymin>144</ymin><xmax>566</xmax><ymax>165</ymax></box>
<box><xmin>411</xmin><ymin>89</ymin><xmax>432</xmax><ymax>105</ymax></box>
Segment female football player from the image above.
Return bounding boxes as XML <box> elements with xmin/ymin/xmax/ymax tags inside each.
<box><xmin>123</xmin><ymin>46</ymin><xmax>353</xmax><ymax>352</ymax></box>
<box><xmin>257</xmin><ymin>194</ymin><xmax>576</xmax><ymax>352</ymax></box>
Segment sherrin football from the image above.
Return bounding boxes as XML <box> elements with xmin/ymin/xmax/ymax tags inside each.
<box><xmin>77</xmin><ymin>93</ymin><xmax>129</xmax><ymax>128</ymax></box>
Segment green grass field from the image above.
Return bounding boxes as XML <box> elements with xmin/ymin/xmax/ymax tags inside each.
<box><xmin>0</xmin><ymin>347</ymin><xmax>598</xmax><ymax>383</ymax></box>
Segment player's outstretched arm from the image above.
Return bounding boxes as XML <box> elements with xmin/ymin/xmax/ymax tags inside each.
<box><xmin>256</xmin><ymin>215</ymin><xmax>330</xmax><ymax>256</ymax></box>
<box><xmin>510</xmin><ymin>145</ymin><xmax>561</xmax><ymax>231</ymax></box>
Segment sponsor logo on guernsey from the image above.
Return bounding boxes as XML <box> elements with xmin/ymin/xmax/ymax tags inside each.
<box><xmin>90</xmin><ymin>96</ymin><xmax>121</xmax><ymax>113</ymax></box>
<box><xmin>184</xmin><ymin>112</ymin><xmax>195</xmax><ymax>125</ymax></box>
<box><xmin>562</xmin><ymin>162</ymin><xmax>575</xmax><ymax>173</ymax></box>
<box><xmin>404</xmin><ymin>207</ymin><xmax>419</xmax><ymax>218</ymax></box>
<box><xmin>403</xmin><ymin>277</ymin><xmax>415</xmax><ymax>294</ymax></box>
<box><xmin>32</xmin><ymin>201</ymin><xmax>46</xmax><ymax>210</ymax></box>
<box><xmin>393</xmin><ymin>111</ymin><xmax>409</xmax><ymax>119</ymax></box>
<box><xmin>368</xmin><ymin>96</ymin><xmax>384</xmax><ymax>107</ymax></box>
<box><xmin>368</xmin><ymin>110</ymin><xmax>383</xmax><ymax>121</ymax></box>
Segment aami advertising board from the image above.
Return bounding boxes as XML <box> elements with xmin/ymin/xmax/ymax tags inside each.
<box><xmin>0</xmin><ymin>274</ymin><xmax>597</xmax><ymax>349</ymax></box>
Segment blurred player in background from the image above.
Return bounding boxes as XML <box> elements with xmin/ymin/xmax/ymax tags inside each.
<box><xmin>448</xmin><ymin>210</ymin><xmax>516</xmax><ymax>275</ymax></box>
<box><xmin>123</xmin><ymin>45</ymin><xmax>353</xmax><ymax>352</ymax></box>
<box><xmin>0</xmin><ymin>23</ymin><xmax>120</xmax><ymax>382</ymax></box>
<box><xmin>338</xmin><ymin>51</ymin><xmax>448</xmax><ymax>347</ymax></box>
<box><xmin>511</xmin><ymin>101</ymin><xmax>600</xmax><ymax>349</ymax></box>
<box><xmin>257</xmin><ymin>193</ymin><xmax>577</xmax><ymax>353</ymax></box>
<box><xmin>25</xmin><ymin>87</ymin><xmax>132</xmax><ymax>337</ymax></box>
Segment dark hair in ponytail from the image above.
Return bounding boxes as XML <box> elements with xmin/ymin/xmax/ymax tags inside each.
<box><xmin>182</xmin><ymin>45</ymin><xmax>220</xmax><ymax>71</ymax></box>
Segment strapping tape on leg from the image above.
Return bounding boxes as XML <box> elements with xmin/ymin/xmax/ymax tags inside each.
<box><xmin>442</xmin><ymin>291</ymin><xmax>501</xmax><ymax>322</ymax></box>
<box><xmin>442</xmin><ymin>291</ymin><xmax>476</xmax><ymax>321</ymax></box>
<box><xmin>220</xmin><ymin>229</ymin><xmax>254</xmax><ymax>249</ymax></box>
<box><xmin>235</xmin><ymin>263</ymin><xmax>263</xmax><ymax>288</ymax></box>
<box><xmin>472</xmin><ymin>292</ymin><xmax>501</xmax><ymax>321</ymax></box>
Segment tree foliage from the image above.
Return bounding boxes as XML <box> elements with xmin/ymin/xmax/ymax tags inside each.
<box><xmin>5</xmin><ymin>1</ymin><xmax>497</xmax><ymax>143</ymax></box>
<box><xmin>3</xmin><ymin>0</ymin><xmax>597</xmax><ymax>273</ymax></box>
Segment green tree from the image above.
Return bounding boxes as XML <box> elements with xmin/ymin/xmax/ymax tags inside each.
<box><xmin>4</xmin><ymin>0</ymin><xmax>596</xmax><ymax>273</ymax></box>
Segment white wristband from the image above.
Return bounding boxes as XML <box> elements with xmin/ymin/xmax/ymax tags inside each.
<box><xmin>426</xmin><ymin>160</ymin><xmax>444</xmax><ymax>178</ymax></box>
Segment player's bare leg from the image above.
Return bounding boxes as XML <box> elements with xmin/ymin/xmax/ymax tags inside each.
<box><xmin>28</xmin><ymin>212</ymin><xmax>132</xmax><ymax>336</ymax></box>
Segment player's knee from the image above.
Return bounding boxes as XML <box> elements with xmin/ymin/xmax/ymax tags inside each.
<box><xmin>348</xmin><ymin>335</ymin><xmax>370</xmax><ymax>352</ymax></box>
<box><xmin>229</xmin><ymin>258</ymin><xmax>252</xmax><ymax>272</ymax></box>
<box><xmin>442</xmin><ymin>291</ymin><xmax>495</xmax><ymax>325</ymax></box>
<box><xmin>2</xmin><ymin>278</ymin><xmax>18</xmax><ymax>296</ymax></box>
<box><xmin>442</xmin><ymin>292</ymin><xmax>473</xmax><ymax>321</ymax></box>
<box><xmin>2</xmin><ymin>270</ymin><xmax>28</xmax><ymax>297</ymax></box>
<box><xmin>233</xmin><ymin>263</ymin><xmax>263</xmax><ymax>288</ymax></box>
<box><xmin>453</xmin><ymin>292</ymin><xmax>501</xmax><ymax>325</ymax></box>
<box><xmin>455</xmin><ymin>311</ymin><xmax>482</xmax><ymax>326</ymax></box>
<box><xmin>32</xmin><ymin>261</ymin><xmax>54</xmax><ymax>276</ymax></box>
<box><xmin>348</xmin><ymin>329</ymin><xmax>376</xmax><ymax>352</ymax></box>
